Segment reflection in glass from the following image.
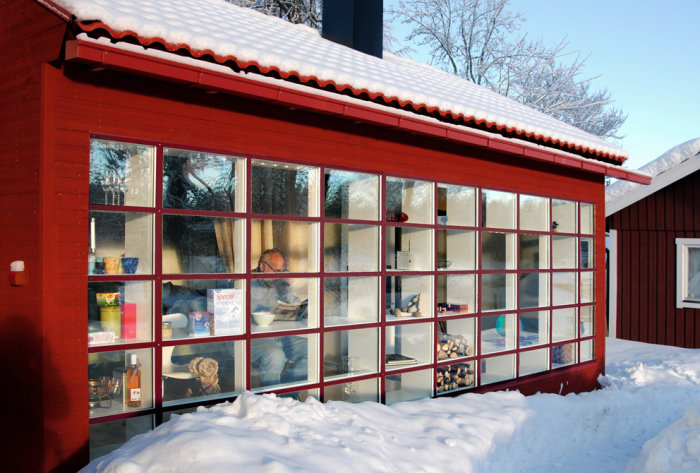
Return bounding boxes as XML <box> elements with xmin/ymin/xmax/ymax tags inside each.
<box><xmin>481</xmin><ymin>313</ymin><xmax>516</xmax><ymax>354</ymax></box>
<box><xmin>580</xmin><ymin>238</ymin><xmax>594</xmax><ymax>268</ymax></box>
<box><xmin>519</xmin><ymin>348</ymin><xmax>548</xmax><ymax>376</ymax></box>
<box><xmin>519</xmin><ymin>234</ymin><xmax>549</xmax><ymax>269</ymax></box>
<box><xmin>520</xmin><ymin>194</ymin><xmax>549</xmax><ymax>231</ymax></box>
<box><xmin>519</xmin><ymin>273</ymin><xmax>549</xmax><ymax>309</ymax></box>
<box><xmin>552</xmin><ymin>236</ymin><xmax>577</xmax><ymax>269</ymax></box>
<box><xmin>251</xmin><ymin>160</ymin><xmax>318</xmax><ymax>217</ymax></box>
<box><xmin>324</xmin><ymin>169</ymin><xmax>379</xmax><ymax>220</ymax></box>
<box><xmin>480</xmin><ymin>354</ymin><xmax>515</xmax><ymax>385</ymax></box>
<box><xmin>324</xmin><ymin>277</ymin><xmax>379</xmax><ymax>326</ymax></box>
<box><xmin>481</xmin><ymin>273</ymin><xmax>515</xmax><ymax>311</ymax></box>
<box><xmin>251</xmin><ymin>334</ymin><xmax>316</xmax><ymax>389</ymax></box>
<box><xmin>552</xmin><ymin>199</ymin><xmax>577</xmax><ymax>233</ymax></box>
<box><xmin>552</xmin><ymin>272</ymin><xmax>577</xmax><ymax>306</ymax></box>
<box><xmin>90</xmin><ymin>211</ymin><xmax>153</xmax><ymax>275</ymax></box>
<box><xmin>324</xmin><ymin>223</ymin><xmax>379</xmax><ymax>272</ymax></box>
<box><xmin>520</xmin><ymin>311</ymin><xmax>549</xmax><ymax>347</ymax></box>
<box><xmin>580</xmin><ymin>306</ymin><xmax>595</xmax><ymax>337</ymax></box>
<box><xmin>552</xmin><ymin>342</ymin><xmax>577</xmax><ymax>367</ymax></box>
<box><xmin>323</xmin><ymin>328</ymin><xmax>378</xmax><ymax>379</ymax></box>
<box><xmin>385</xmin><ymin>227</ymin><xmax>432</xmax><ymax>270</ymax></box>
<box><xmin>438</xmin><ymin>229</ymin><xmax>476</xmax><ymax>270</ymax></box>
<box><xmin>552</xmin><ymin>308</ymin><xmax>577</xmax><ymax>342</ymax></box>
<box><xmin>482</xmin><ymin>189</ymin><xmax>515</xmax><ymax>229</ymax></box>
<box><xmin>385</xmin><ymin>275</ymin><xmax>433</xmax><ymax>319</ymax></box>
<box><xmin>581</xmin><ymin>203</ymin><xmax>595</xmax><ymax>235</ymax></box>
<box><xmin>385</xmin><ymin>323</ymin><xmax>432</xmax><ymax>368</ymax></box>
<box><xmin>437</xmin><ymin>275</ymin><xmax>475</xmax><ymax>315</ymax></box>
<box><xmin>324</xmin><ymin>378</ymin><xmax>378</xmax><ymax>402</ymax></box>
<box><xmin>437</xmin><ymin>183</ymin><xmax>476</xmax><ymax>227</ymax></box>
<box><xmin>386</xmin><ymin>177</ymin><xmax>433</xmax><ymax>225</ymax></box>
<box><xmin>482</xmin><ymin>232</ymin><xmax>516</xmax><ymax>270</ymax></box>
<box><xmin>385</xmin><ymin>369</ymin><xmax>432</xmax><ymax>404</ymax></box>
<box><xmin>90</xmin><ymin>415</ymin><xmax>153</xmax><ymax>460</ymax></box>
<box><xmin>250</xmin><ymin>220</ymin><xmax>318</xmax><ymax>273</ymax></box>
<box><xmin>89</xmin><ymin>139</ymin><xmax>155</xmax><ymax>207</ymax></box>
<box><xmin>89</xmin><ymin>281</ymin><xmax>153</xmax><ymax>345</ymax></box>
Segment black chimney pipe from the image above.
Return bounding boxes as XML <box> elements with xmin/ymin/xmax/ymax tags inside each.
<box><xmin>322</xmin><ymin>0</ymin><xmax>383</xmax><ymax>59</ymax></box>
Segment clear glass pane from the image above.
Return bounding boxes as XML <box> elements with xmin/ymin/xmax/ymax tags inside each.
<box><xmin>552</xmin><ymin>308</ymin><xmax>577</xmax><ymax>342</ymax></box>
<box><xmin>580</xmin><ymin>203</ymin><xmax>595</xmax><ymax>235</ymax></box>
<box><xmin>552</xmin><ymin>199</ymin><xmax>577</xmax><ymax>233</ymax></box>
<box><xmin>385</xmin><ymin>177</ymin><xmax>433</xmax><ymax>225</ymax></box>
<box><xmin>482</xmin><ymin>189</ymin><xmax>515</xmax><ymax>229</ymax></box>
<box><xmin>580</xmin><ymin>339</ymin><xmax>594</xmax><ymax>362</ymax></box>
<box><xmin>323</xmin><ymin>328</ymin><xmax>378</xmax><ymax>380</ymax></box>
<box><xmin>552</xmin><ymin>272</ymin><xmax>577</xmax><ymax>306</ymax></box>
<box><xmin>519</xmin><ymin>194</ymin><xmax>549</xmax><ymax>231</ymax></box>
<box><xmin>482</xmin><ymin>232</ymin><xmax>516</xmax><ymax>270</ymax></box>
<box><xmin>552</xmin><ymin>342</ymin><xmax>577</xmax><ymax>367</ymax></box>
<box><xmin>436</xmin><ymin>361</ymin><xmax>475</xmax><ymax>393</ymax></box>
<box><xmin>251</xmin><ymin>160</ymin><xmax>319</xmax><ymax>217</ymax></box>
<box><xmin>437</xmin><ymin>183</ymin><xmax>476</xmax><ymax>227</ymax></box>
<box><xmin>552</xmin><ymin>236</ymin><xmax>577</xmax><ymax>269</ymax></box>
<box><xmin>163</xmin><ymin>341</ymin><xmax>243</xmax><ymax>404</ymax></box>
<box><xmin>90</xmin><ymin>211</ymin><xmax>153</xmax><ymax>275</ymax></box>
<box><xmin>88</xmin><ymin>348</ymin><xmax>152</xmax><ymax>418</ymax></box>
<box><xmin>480</xmin><ymin>354</ymin><xmax>515</xmax><ymax>385</ymax></box>
<box><xmin>519</xmin><ymin>348</ymin><xmax>549</xmax><ymax>376</ymax></box>
<box><xmin>385</xmin><ymin>226</ymin><xmax>432</xmax><ymax>271</ymax></box>
<box><xmin>89</xmin><ymin>139</ymin><xmax>155</xmax><ymax>207</ymax></box>
<box><xmin>250</xmin><ymin>220</ymin><xmax>318</xmax><ymax>273</ymax></box>
<box><xmin>89</xmin><ymin>281</ymin><xmax>152</xmax><ymax>345</ymax></box>
<box><xmin>163</xmin><ymin>215</ymin><xmax>243</xmax><ymax>274</ymax></box>
<box><xmin>385</xmin><ymin>322</ymin><xmax>432</xmax><ymax>369</ymax></box>
<box><xmin>520</xmin><ymin>311</ymin><xmax>549</xmax><ymax>347</ymax></box>
<box><xmin>481</xmin><ymin>313</ymin><xmax>517</xmax><ymax>354</ymax></box>
<box><xmin>324</xmin><ymin>169</ymin><xmax>379</xmax><ymax>220</ymax></box>
<box><xmin>385</xmin><ymin>275</ymin><xmax>433</xmax><ymax>320</ymax></box>
<box><xmin>250</xmin><ymin>334</ymin><xmax>317</xmax><ymax>389</ymax></box>
<box><xmin>580</xmin><ymin>272</ymin><xmax>594</xmax><ymax>304</ymax></box>
<box><xmin>580</xmin><ymin>238</ymin><xmax>594</xmax><ymax>268</ymax></box>
<box><xmin>163</xmin><ymin>149</ymin><xmax>243</xmax><ymax>212</ymax></box>
<box><xmin>687</xmin><ymin>248</ymin><xmax>700</xmax><ymax>300</ymax></box>
<box><xmin>481</xmin><ymin>273</ymin><xmax>515</xmax><ymax>311</ymax></box>
<box><xmin>90</xmin><ymin>415</ymin><xmax>153</xmax><ymax>461</ymax></box>
<box><xmin>324</xmin><ymin>277</ymin><xmax>379</xmax><ymax>326</ymax></box>
<box><xmin>324</xmin><ymin>223</ymin><xmax>379</xmax><ymax>272</ymax></box>
<box><xmin>438</xmin><ymin>229</ymin><xmax>476</xmax><ymax>270</ymax></box>
<box><xmin>385</xmin><ymin>369</ymin><xmax>432</xmax><ymax>404</ymax></box>
<box><xmin>437</xmin><ymin>318</ymin><xmax>475</xmax><ymax>359</ymax></box>
<box><xmin>519</xmin><ymin>234</ymin><xmax>549</xmax><ymax>269</ymax></box>
<box><xmin>324</xmin><ymin>378</ymin><xmax>378</xmax><ymax>402</ymax></box>
<box><xmin>250</xmin><ymin>277</ymin><xmax>318</xmax><ymax>333</ymax></box>
<box><xmin>437</xmin><ymin>274</ymin><xmax>475</xmax><ymax>315</ymax></box>
<box><xmin>580</xmin><ymin>306</ymin><xmax>595</xmax><ymax>337</ymax></box>
<box><xmin>162</xmin><ymin>279</ymin><xmax>244</xmax><ymax>339</ymax></box>
<box><xmin>519</xmin><ymin>273</ymin><xmax>549</xmax><ymax>309</ymax></box>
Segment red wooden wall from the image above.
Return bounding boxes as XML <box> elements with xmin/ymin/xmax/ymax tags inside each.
<box><xmin>608</xmin><ymin>170</ymin><xmax>700</xmax><ymax>347</ymax></box>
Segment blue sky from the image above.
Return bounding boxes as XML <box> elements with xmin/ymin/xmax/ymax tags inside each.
<box><xmin>387</xmin><ymin>0</ymin><xmax>699</xmax><ymax>170</ymax></box>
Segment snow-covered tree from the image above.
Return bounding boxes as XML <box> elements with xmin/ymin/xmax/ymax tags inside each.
<box><xmin>226</xmin><ymin>0</ymin><xmax>322</xmax><ymax>28</ymax></box>
<box><xmin>388</xmin><ymin>0</ymin><xmax>626</xmax><ymax>139</ymax></box>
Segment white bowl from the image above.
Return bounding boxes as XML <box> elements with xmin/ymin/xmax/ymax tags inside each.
<box><xmin>252</xmin><ymin>311</ymin><xmax>275</xmax><ymax>327</ymax></box>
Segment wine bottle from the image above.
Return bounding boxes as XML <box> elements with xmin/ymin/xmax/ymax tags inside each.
<box><xmin>125</xmin><ymin>354</ymin><xmax>141</xmax><ymax>407</ymax></box>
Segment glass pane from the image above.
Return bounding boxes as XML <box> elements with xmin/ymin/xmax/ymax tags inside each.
<box><xmin>163</xmin><ymin>215</ymin><xmax>243</xmax><ymax>274</ymax></box>
<box><xmin>519</xmin><ymin>348</ymin><xmax>548</xmax><ymax>376</ymax></box>
<box><xmin>552</xmin><ymin>236</ymin><xmax>577</xmax><ymax>269</ymax></box>
<box><xmin>324</xmin><ymin>277</ymin><xmax>379</xmax><ymax>326</ymax></box>
<box><xmin>385</xmin><ymin>322</ymin><xmax>432</xmax><ymax>369</ymax></box>
<box><xmin>89</xmin><ymin>139</ymin><xmax>155</xmax><ymax>207</ymax></box>
<box><xmin>323</xmin><ymin>328</ymin><xmax>378</xmax><ymax>379</ymax></box>
<box><xmin>519</xmin><ymin>194</ymin><xmax>549</xmax><ymax>231</ymax></box>
<box><xmin>437</xmin><ymin>274</ymin><xmax>475</xmax><ymax>316</ymax></box>
<box><xmin>480</xmin><ymin>353</ymin><xmax>515</xmax><ymax>385</ymax></box>
<box><xmin>580</xmin><ymin>306</ymin><xmax>595</xmax><ymax>337</ymax></box>
<box><xmin>251</xmin><ymin>220</ymin><xmax>318</xmax><ymax>273</ymax></box>
<box><xmin>581</xmin><ymin>203</ymin><xmax>595</xmax><ymax>235</ymax></box>
<box><xmin>324</xmin><ymin>223</ymin><xmax>379</xmax><ymax>272</ymax></box>
<box><xmin>385</xmin><ymin>226</ymin><xmax>432</xmax><ymax>271</ymax></box>
<box><xmin>552</xmin><ymin>199</ymin><xmax>577</xmax><ymax>233</ymax></box>
<box><xmin>552</xmin><ymin>342</ymin><xmax>577</xmax><ymax>367</ymax></box>
<box><xmin>481</xmin><ymin>273</ymin><xmax>515</xmax><ymax>311</ymax></box>
<box><xmin>580</xmin><ymin>238</ymin><xmax>594</xmax><ymax>268</ymax></box>
<box><xmin>385</xmin><ymin>369</ymin><xmax>432</xmax><ymax>404</ymax></box>
<box><xmin>88</xmin><ymin>348</ymin><xmax>152</xmax><ymax>418</ymax></box>
<box><xmin>552</xmin><ymin>272</ymin><xmax>577</xmax><ymax>306</ymax></box>
<box><xmin>324</xmin><ymin>378</ymin><xmax>378</xmax><ymax>402</ymax></box>
<box><xmin>519</xmin><ymin>273</ymin><xmax>549</xmax><ymax>309</ymax></box>
<box><xmin>482</xmin><ymin>232</ymin><xmax>516</xmax><ymax>270</ymax></box>
<box><xmin>580</xmin><ymin>339</ymin><xmax>594</xmax><ymax>362</ymax></box>
<box><xmin>163</xmin><ymin>149</ymin><xmax>243</xmax><ymax>212</ymax></box>
<box><xmin>438</xmin><ymin>229</ymin><xmax>476</xmax><ymax>270</ymax></box>
<box><xmin>162</xmin><ymin>280</ymin><xmax>245</xmax><ymax>339</ymax></box>
<box><xmin>251</xmin><ymin>334</ymin><xmax>317</xmax><ymax>389</ymax></box>
<box><xmin>324</xmin><ymin>169</ymin><xmax>379</xmax><ymax>220</ymax></box>
<box><xmin>385</xmin><ymin>275</ymin><xmax>433</xmax><ymax>320</ymax></box>
<box><xmin>520</xmin><ymin>311</ymin><xmax>549</xmax><ymax>347</ymax></box>
<box><xmin>386</xmin><ymin>177</ymin><xmax>433</xmax><ymax>225</ymax></box>
<box><xmin>90</xmin><ymin>211</ymin><xmax>153</xmax><ymax>275</ymax></box>
<box><xmin>163</xmin><ymin>341</ymin><xmax>243</xmax><ymax>404</ymax></box>
<box><xmin>437</xmin><ymin>183</ymin><xmax>476</xmax><ymax>227</ymax></box>
<box><xmin>250</xmin><ymin>277</ymin><xmax>318</xmax><ymax>333</ymax></box>
<box><xmin>481</xmin><ymin>313</ymin><xmax>516</xmax><ymax>354</ymax></box>
<box><xmin>481</xmin><ymin>189</ymin><xmax>515</xmax><ymax>229</ymax></box>
<box><xmin>90</xmin><ymin>415</ymin><xmax>153</xmax><ymax>461</ymax></box>
<box><xmin>552</xmin><ymin>308</ymin><xmax>577</xmax><ymax>342</ymax></box>
<box><xmin>519</xmin><ymin>234</ymin><xmax>549</xmax><ymax>269</ymax></box>
<box><xmin>251</xmin><ymin>160</ymin><xmax>319</xmax><ymax>217</ymax></box>
<box><xmin>436</xmin><ymin>361</ymin><xmax>475</xmax><ymax>393</ymax></box>
<box><xmin>580</xmin><ymin>272</ymin><xmax>594</xmax><ymax>304</ymax></box>
<box><xmin>687</xmin><ymin>247</ymin><xmax>700</xmax><ymax>300</ymax></box>
<box><xmin>89</xmin><ymin>281</ymin><xmax>152</xmax><ymax>345</ymax></box>
<box><xmin>437</xmin><ymin>318</ymin><xmax>475</xmax><ymax>359</ymax></box>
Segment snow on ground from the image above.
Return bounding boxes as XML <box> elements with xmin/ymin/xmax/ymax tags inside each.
<box><xmin>82</xmin><ymin>338</ymin><xmax>700</xmax><ymax>472</ymax></box>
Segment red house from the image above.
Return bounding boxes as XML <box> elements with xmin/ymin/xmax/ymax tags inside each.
<box><xmin>1</xmin><ymin>0</ymin><xmax>649</xmax><ymax>471</ymax></box>
<box><xmin>606</xmin><ymin>139</ymin><xmax>700</xmax><ymax>347</ymax></box>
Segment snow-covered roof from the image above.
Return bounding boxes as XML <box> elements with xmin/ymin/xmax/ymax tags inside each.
<box><xmin>606</xmin><ymin>138</ymin><xmax>700</xmax><ymax>216</ymax></box>
<box><xmin>41</xmin><ymin>0</ymin><xmax>627</xmax><ymax>163</ymax></box>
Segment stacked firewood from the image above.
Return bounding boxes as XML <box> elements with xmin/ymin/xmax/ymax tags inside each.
<box><xmin>436</xmin><ymin>363</ymin><xmax>474</xmax><ymax>392</ymax></box>
<box><xmin>436</xmin><ymin>332</ymin><xmax>473</xmax><ymax>360</ymax></box>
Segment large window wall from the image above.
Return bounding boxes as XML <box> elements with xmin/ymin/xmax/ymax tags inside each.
<box><xmin>87</xmin><ymin>137</ymin><xmax>597</xmax><ymax>455</ymax></box>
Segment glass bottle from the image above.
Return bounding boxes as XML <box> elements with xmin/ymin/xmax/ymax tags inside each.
<box><xmin>125</xmin><ymin>354</ymin><xmax>141</xmax><ymax>408</ymax></box>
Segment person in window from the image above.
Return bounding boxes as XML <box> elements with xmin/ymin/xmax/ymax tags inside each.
<box><xmin>250</xmin><ymin>249</ymin><xmax>308</xmax><ymax>387</ymax></box>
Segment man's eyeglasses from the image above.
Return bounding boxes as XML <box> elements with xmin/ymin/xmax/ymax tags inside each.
<box><xmin>262</xmin><ymin>261</ymin><xmax>285</xmax><ymax>272</ymax></box>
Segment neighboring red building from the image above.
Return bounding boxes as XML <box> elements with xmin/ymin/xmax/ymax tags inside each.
<box><xmin>1</xmin><ymin>0</ymin><xmax>649</xmax><ymax>471</ymax></box>
<box><xmin>606</xmin><ymin>139</ymin><xmax>700</xmax><ymax>347</ymax></box>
